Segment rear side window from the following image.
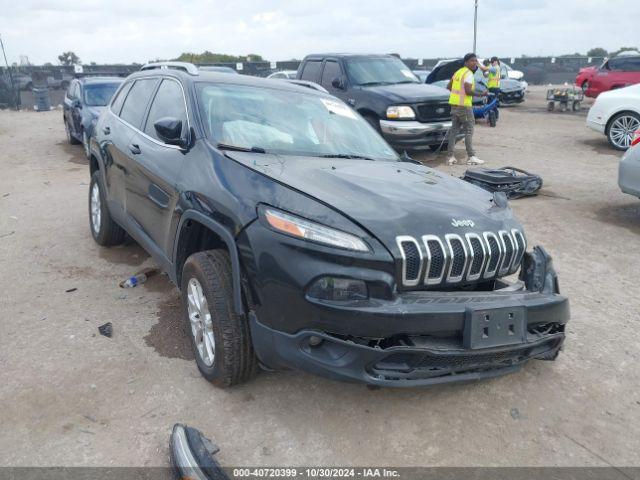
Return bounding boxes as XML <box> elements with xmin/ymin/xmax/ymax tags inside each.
<box><xmin>623</xmin><ymin>57</ymin><xmax>640</xmax><ymax>72</ymax></box>
<box><xmin>110</xmin><ymin>81</ymin><xmax>133</xmax><ymax>115</ymax></box>
<box><xmin>300</xmin><ymin>61</ymin><xmax>322</xmax><ymax>82</ymax></box>
<box><xmin>321</xmin><ymin>61</ymin><xmax>341</xmax><ymax>90</ymax></box>
<box><xmin>144</xmin><ymin>79</ymin><xmax>188</xmax><ymax>140</ymax></box>
<box><xmin>119</xmin><ymin>78</ymin><xmax>158</xmax><ymax>129</ymax></box>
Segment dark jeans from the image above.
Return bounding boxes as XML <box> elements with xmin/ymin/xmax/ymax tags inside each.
<box><xmin>447</xmin><ymin>106</ymin><xmax>475</xmax><ymax>157</ymax></box>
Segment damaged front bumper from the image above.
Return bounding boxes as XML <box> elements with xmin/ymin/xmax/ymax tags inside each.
<box><xmin>250</xmin><ymin>247</ymin><xmax>569</xmax><ymax>387</ymax></box>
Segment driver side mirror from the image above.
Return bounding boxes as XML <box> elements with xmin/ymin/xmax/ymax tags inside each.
<box><xmin>331</xmin><ymin>77</ymin><xmax>345</xmax><ymax>90</ymax></box>
<box><xmin>154</xmin><ymin>117</ymin><xmax>187</xmax><ymax>148</ymax></box>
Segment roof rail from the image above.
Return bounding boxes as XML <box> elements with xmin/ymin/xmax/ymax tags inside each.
<box><xmin>140</xmin><ymin>62</ymin><xmax>199</xmax><ymax>76</ymax></box>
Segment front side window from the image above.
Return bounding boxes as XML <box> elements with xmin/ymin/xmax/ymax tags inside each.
<box><xmin>196</xmin><ymin>83</ymin><xmax>398</xmax><ymax>161</ymax></box>
<box><xmin>119</xmin><ymin>78</ymin><xmax>159</xmax><ymax>129</ymax></box>
<box><xmin>321</xmin><ymin>61</ymin><xmax>342</xmax><ymax>90</ymax></box>
<box><xmin>346</xmin><ymin>57</ymin><xmax>419</xmax><ymax>86</ymax></box>
<box><xmin>144</xmin><ymin>79</ymin><xmax>187</xmax><ymax>140</ymax></box>
<box><xmin>84</xmin><ymin>83</ymin><xmax>121</xmax><ymax>107</ymax></box>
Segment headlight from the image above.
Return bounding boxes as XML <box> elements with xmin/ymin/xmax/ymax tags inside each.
<box><xmin>386</xmin><ymin>105</ymin><xmax>415</xmax><ymax>120</ymax></box>
<box><xmin>263</xmin><ymin>208</ymin><xmax>369</xmax><ymax>252</ymax></box>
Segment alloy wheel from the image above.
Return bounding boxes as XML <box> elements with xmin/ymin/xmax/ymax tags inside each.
<box><xmin>90</xmin><ymin>182</ymin><xmax>101</xmax><ymax>235</ymax></box>
<box><xmin>610</xmin><ymin>115</ymin><xmax>640</xmax><ymax>149</ymax></box>
<box><xmin>187</xmin><ymin>278</ymin><xmax>215</xmax><ymax>366</ymax></box>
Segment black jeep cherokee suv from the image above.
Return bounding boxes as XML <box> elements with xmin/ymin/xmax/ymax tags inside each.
<box><xmin>297</xmin><ymin>54</ymin><xmax>455</xmax><ymax>151</ymax></box>
<box><xmin>88</xmin><ymin>61</ymin><xmax>569</xmax><ymax>388</ymax></box>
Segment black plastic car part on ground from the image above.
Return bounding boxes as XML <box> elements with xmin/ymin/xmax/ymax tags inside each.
<box><xmin>63</xmin><ymin>76</ymin><xmax>123</xmax><ymax>156</ymax></box>
<box><xmin>297</xmin><ymin>54</ymin><xmax>455</xmax><ymax>151</ymax></box>
<box><xmin>87</xmin><ymin>61</ymin><xmax>569</xmax><ymax>388</ymax></box>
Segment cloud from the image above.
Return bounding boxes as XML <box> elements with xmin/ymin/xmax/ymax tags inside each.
<box><xmin>0</xmin><ymin>0</ymin><xmax>635</xmax><ymax>65</ymax></box>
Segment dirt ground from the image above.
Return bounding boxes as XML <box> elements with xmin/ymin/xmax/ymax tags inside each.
<box><xmin>1</xmin><ymin>86</ymin><xmax>639</xmax><ymax>468</ymax></box>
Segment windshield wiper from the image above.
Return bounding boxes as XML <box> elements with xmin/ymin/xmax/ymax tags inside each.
<box><xmin>320</xmin><ymin>153</ymin><xmax>375</xmax><ymax>161</ymax></box>
<box><xmin>216</xmin><ymin>143</ymin><xmax>266</xmax><ymax>153</ymax></box>
<box><xmin>358</xmin><ymin>81</ymin><xmax>391</xmax><ymax>86</ymax></box>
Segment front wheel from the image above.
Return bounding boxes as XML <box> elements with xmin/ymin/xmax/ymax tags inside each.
<box><xmin>488</xmin><ymin>110</ymin><xmax>497</xmax><ymax>127</ymax></box>
<box><xmin>65</xmin><ymin>120</ymin><xmax>80</xmax><ymax>145</ymax></box>
<box><xmin>89</xmin><ymin>171</ymin><xmax>126</xmax><ymax>246</ymax></box>
<box><xmin>607</xmin><ymin>112</ymin><xmax>640</xmax><ymax>150</ymax></box>
<box><xmin>181</xmin><ymin>250</ymin><xmax>258</xmax><ymax>387</ymax></box>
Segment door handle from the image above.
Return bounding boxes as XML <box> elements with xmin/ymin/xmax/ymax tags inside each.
<box><xmin>102</xmin><ymin>126</ymin><xmax>111</xmax><ymax>135</ymax></box>
<box><xmin>129</xmin><ymin>143</ymin><xmax>141</xmax><ymax>155</ymax></box>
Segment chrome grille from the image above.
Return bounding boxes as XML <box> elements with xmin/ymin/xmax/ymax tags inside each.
<box><xmin>397</xmin><ymin>230</ymin><xmax>526</xmax><ymax>287</ymax></box>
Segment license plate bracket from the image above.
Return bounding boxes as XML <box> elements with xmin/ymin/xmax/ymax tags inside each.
<box><xmin>463</xmin><ymin>306</ymin><xmax>527</xmax><ymax>349</ymax></box>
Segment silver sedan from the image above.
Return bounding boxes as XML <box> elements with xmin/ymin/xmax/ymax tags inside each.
<box><xmin>619</xmin><ymin>142</ymin><xmax>640</xmax><ymax>198</ymax></box>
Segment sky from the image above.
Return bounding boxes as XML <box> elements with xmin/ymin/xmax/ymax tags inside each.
<box><xmin>0</xmin><ymin>0</ymin><xmax>637</xmax><ymax>65</ymax></box>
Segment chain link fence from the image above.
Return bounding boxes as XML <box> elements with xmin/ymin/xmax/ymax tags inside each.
<box><xmin>0</xmin><ymin>56</ymin><xmax>605</xmax><ymax>111</ymax></box>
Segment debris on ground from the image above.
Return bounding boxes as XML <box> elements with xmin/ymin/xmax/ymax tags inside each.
<box><xmin>65</xmin><ymin>287</ymin><xmax>77</xmax><ymax>293</ymax></box>
<box><xmin>170</xmin><ymin>424</ymin><xmax>229</xmax><ymax>480</ymax></box>
<box><xmin>510</xmin><ymin>407</ymin><xmax>521</xmax><ymax>420</ymax></box>
<box><xmin>0</xmin><ymin>231</ymin><xmax>15</xmax><ymax>239</ymax></box>
<box><xmin>462</xmin><ymin>166</ymin><xmax>543</xmax><ymax>199</ymax></box>
<box><xmin>119</xmin><ymin>267</ymin><xmax>160</xmax><ymax>288</ymax></box>
<box><xmin>98</xmin><ymin>322</ymin><xmax>113</xmax><ymax>338</ymax></box>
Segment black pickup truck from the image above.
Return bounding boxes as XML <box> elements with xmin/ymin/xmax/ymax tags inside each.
<box><xmin>297</xmin><ymin>54</ymin><xmax>454</xmax><ymax>151</ymax></box>
<box><xmin>88</xmin><ymin>62</ymin><xmax>569</xmax><ymax>388</ymax></box>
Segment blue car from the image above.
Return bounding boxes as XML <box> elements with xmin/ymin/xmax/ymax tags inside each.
<box><xmin>63</xmin><ymin>76</ymin><xmax>123</xmax><ymax>157</ymax></box>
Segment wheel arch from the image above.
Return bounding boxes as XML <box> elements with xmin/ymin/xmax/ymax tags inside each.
<box><xmin>173</xmin><ymin>210</ymin><xmax>245</xmax><ymax>315</ymax></box>
<box><xmin>605</xmin><ymin>109</ymin><xmax>640</xmax><ymax>136</ymax></box>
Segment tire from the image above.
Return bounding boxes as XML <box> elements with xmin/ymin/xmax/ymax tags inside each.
<box><xmin>547</xmin><ymin>102</ymin><xmax>555</xmax><ymax>112</ymax></box>
<box><xmin>488</xmin><ymin>110</ymin><xmax>497</xmax><ymax>127</ymax></box>
<box><xmin>65</xmin><ymin>120</ymin><xmax>80</xmax><ymax>145</ymax></box>
<box><xmin>88</xmin><ymin>171</ymin><xmax>126</xmax><ymax>246</ymax></box>
<box><xmin>181</xmin><ymin>250</ymin><xmax>258</xmax><ymax>387</ymax></box>
<box><xmin>607</xmin><ymin>111</ymin><xmax>640</xmax><ymax>150</ymax></box>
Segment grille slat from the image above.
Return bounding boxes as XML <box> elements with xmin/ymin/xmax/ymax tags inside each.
<box><xmin>426</xmin><ymin>239</ymin><xmax>445</xmax><ymax>280</ymax></box>
<box><xmin>499</xmin><ymin>231</ymin><xmax>515</xmax><ymax>274</ymax></box>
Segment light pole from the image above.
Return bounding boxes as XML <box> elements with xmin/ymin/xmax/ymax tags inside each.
<box><xmin>473</xmin><ymin>0</ymin><xmax>478</xmax><ymax>53</ymax></box>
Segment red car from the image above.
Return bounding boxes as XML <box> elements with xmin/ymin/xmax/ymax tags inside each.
<box><xmin>585</xmin><ymin>55</ymin><xmax>640</xmax><ymax>98</ymax></box>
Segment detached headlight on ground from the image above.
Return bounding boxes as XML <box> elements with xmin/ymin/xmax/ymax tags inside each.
<box><xmin>264</xmin><ymin>208</ymin><xmax>369</xmax><ymax>252</ymax></box>
<box><xmin>386</xmin><ymin>105</ymin><xmax>415</xmax><ymax>120</ymax></box>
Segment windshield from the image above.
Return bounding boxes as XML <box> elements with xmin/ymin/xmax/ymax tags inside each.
<box><xmin>196</xmin><ymin>83</ymin><xmax>398</xmax><ymax>161</ymax></box>
<box><xmin>346</xmin><ymin>57</ymin><xmax>420</xmax><ymax>86</ymax></box>
<box><xmin>84</xmin><ymin>83</ymin><xmax>121</xmax><ymax>106</ymax></box>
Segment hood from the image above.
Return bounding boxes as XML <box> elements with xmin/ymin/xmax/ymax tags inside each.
<box><xmin>579</xmin><ymin>66</ymin><xmax>597</xmax><ymax>74</ymax></box>
<box><xmin>362</xmin><ymin>82</ymin><xmax>449</xmax><ymax>103</ymax></box>
<box><xmin>427</xmin><ymin>59</ymin><xmax>465</xmax><ymax>84</ymax></box>
<box><xmin>225</xmin><ymin>152</ymin><xmax>518</xmax><ymax>248</ymax></box>
<box><xmin>499</xmin><ymin>78</ymin><xmax>524</xmax><ymax>92</ymax></box>
<box><xmin>85</xmin><ymin>106</ymin><xmax>105</xmax><ymax>118</ymax></box>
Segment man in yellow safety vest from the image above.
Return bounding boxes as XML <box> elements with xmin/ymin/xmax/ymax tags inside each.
<box><xmin>487</xmin><ymin>56</ymin><xmax>501</xmax><ymax>95</ymax></box>
<box><xmin>446</xmin><ymin>53</ymin><xmax>486</xmax><ymax>166</ymax></box>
